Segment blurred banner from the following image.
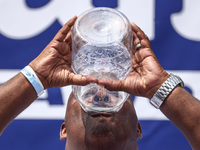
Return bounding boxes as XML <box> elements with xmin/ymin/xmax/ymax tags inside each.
<box><xmin>0</xmin><ymin>0</ymin><xmax>199</xmax><ymax>149</ymax></box>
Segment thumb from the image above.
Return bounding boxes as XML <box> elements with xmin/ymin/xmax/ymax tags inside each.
<box><xmin>98</xmin><ymin>78</ymin><xmax>124</xmax><ymax>91</ymax></box>
<box><xmin>70</xmin><ymin>74</ymin><xmax>98</xmax><ymax>86</ymax></box>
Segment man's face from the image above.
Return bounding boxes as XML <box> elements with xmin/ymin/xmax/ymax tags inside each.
<box><xmin>60</xmin><ymin>93</ymin><xmax>142</xmax><ymax>150</ymax></box>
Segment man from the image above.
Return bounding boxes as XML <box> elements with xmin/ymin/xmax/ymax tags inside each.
<box><xmin>60</xmin><ymin>93</ymin><xmax>142</xmax><ymax>150</ymax></box>
<box><xmin>0</xmin><ymin>16</ymin><xmax>200</xmax><ymax>150</ymax></box>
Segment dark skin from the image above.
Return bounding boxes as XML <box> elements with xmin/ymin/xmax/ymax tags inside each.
<box><xmin>98</xmin><ymin>22</ymin><xmax>170</xmax><ymax>99</ymax></box>
<box><xmin>0</xmin><ymin>16</ymin><xmax>200</xmax><ymax>149</ymax></box>
<box><xmin>29</xmin><ymin>16</ymin><xmax>96</xmax><ymax>89</ymax></box>
<box><xmin>98</xmin><ymin>22</ymin><xmax>200</xmax><ymax>149</ymax></box>
<box><xmin>60</xmin><ymin>93</ymin><xmax>142</xmax><ymax>150</ymax></box>
<box><xmin>0</xmin><ymin>16</ymin><xmax>96</xmax><ymax>134</ymax></box>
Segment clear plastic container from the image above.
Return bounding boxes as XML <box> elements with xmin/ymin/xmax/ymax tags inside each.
<box><xmin>72</xmin><ymin>7</ymin><xmax>132</xmax><ymax>112</ymax></box>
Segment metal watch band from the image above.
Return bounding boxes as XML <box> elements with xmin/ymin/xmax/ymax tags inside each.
<box><xmin>150</xmin><ymin>73</ymin><xmax>184</xmax><ymax>109</ymax></box>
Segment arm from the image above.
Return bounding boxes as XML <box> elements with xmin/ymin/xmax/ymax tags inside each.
<box><xmin>160</xmin><ymin>87</ymin><xmax>200</xmax><ymax>150</ymax></box>
<box><xmin>0</xmin><ymin>73</ymin><xmax>37</xmax><ymax>135</ymax></box>
<box><xmin>99</xmin><ymin>22</ymin><xmax>200</xmax><ymax>149</ymax></box>
<box><xmin>0</xmin><ymin>16</ymin><xmax>96</xmax><ymax>135</ymax></box>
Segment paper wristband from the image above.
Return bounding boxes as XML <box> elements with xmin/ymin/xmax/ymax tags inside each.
<box><xmin>21</xmin><ymin>66</ymin><xmax>44</xmax><ymax>97</ymax></box>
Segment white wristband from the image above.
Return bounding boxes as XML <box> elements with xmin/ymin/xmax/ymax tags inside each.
<box><xmin>21</xmin><ymin>66</ymin><xmax>44</xmax><ymax>97</ymax></box>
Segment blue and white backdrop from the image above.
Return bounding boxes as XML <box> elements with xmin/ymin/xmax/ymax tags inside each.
<box><xmin>0</xmin><ymin>0</ymin><xmax>199</xmax><ymax>149</ymax></box>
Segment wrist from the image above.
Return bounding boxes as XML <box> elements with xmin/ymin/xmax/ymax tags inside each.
<box><xmin>21</xmin><ymin>66</ymin><xmax>44</xmax><ymax>97</ymax></box>
<box><xmin>150</xmin><ymin>73</ymin><xmax>184</xmax><ymax>109</ymax></box>
<box><xmin>29</xmin><ymin>63</ymin><xmax>48</xmax><ymax>89</ymax></box>
<box><xmin>146</xmin><ymin>72</ymin><xmax>170</xmax><ymax>99</ymax></box>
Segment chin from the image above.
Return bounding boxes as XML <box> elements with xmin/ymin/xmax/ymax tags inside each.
<box><xmin>85</xmin><ymin>122</ymin><xmax>124</xmax><ymax>150</ymax></box>
<box><xmin>83</xmin><ymin>111</ymin><xmax>120</xmax><ymax>140</ymax></box>
<box><xmin>91</xmin><ymin>121</ymin><xmax>112</xmax><ymax>138</ymax></box>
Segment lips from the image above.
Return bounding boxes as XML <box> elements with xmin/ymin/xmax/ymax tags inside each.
<box><xmin>90</xmin><ymin>112</ymin><xmax>113</xmax><ymax>118</ymax></box>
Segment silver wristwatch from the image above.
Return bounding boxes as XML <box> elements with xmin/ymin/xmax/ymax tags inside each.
<box><xmin>150</xmin><ymin>73</ymin><xmax>184</xmax><ymax>109</ymax></box>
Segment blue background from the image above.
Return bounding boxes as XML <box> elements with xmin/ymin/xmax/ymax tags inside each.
<box><xmin>0</xmin><ymin>0</ymin><xmax>197</xmax><ymax>149</ymax></box>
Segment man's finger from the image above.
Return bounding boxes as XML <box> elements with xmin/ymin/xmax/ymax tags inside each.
<box><xmin>54</xmin><ymin>16</ymin><xmax>77</xmax><ymax>42</ymax></box>
<box><xmin>131</xmin><ymin>23</ymin><xmax>140</xmax><ymax>44</ymax></box>
<box><xmin>68</xmin><ymin>74</ymin><xmax>98</xmax><ymax>86</ymax></box>
<box><xmin>131</xmin><ymin>22</ymin><xmax>142</xmax><ymax>35</ymax></box>
<box><xmin>64</xmin><ymin>27</ymin><xmax>73</xmax><ymax>43</ymax></box>
<box><xmin>84</xmin><ymin>75</ymin><xmax>98</xmax><ymax>84</ymax></box>
<box><xmin>131</xmin><ymin>22</ymin><xmax>148</xmax><ymax>41</ymax></box>
<box><xmin>131</xmin><ymin>22</ymin><xmax>151</xmax><ymax>49</ymax></box>
<box><xmin>98</xmin><ymin>78</ymin><xmax>124</xmax><ymax>91</ymax></box>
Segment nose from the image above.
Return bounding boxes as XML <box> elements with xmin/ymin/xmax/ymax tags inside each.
<box><xmin>94</xmin><ymin>95</ymin><xmax>109</xmax><ymax>103</ymax></box>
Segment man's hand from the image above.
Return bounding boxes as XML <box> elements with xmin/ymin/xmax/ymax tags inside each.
<box><xmin>29</xmin><ymin>16</ymin><xmax>96</xmax><ymax>89</ymax></box>
<box><xmin>99</xmin><ymin>22</ymin><xmax>169</xmax><ymax>99</ymax></box>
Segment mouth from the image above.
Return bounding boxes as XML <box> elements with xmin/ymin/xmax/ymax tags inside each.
<box><xmin>90</xmin><ymin>112</ymin><xmax>113</xmax><ymax>118</ymax></box>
